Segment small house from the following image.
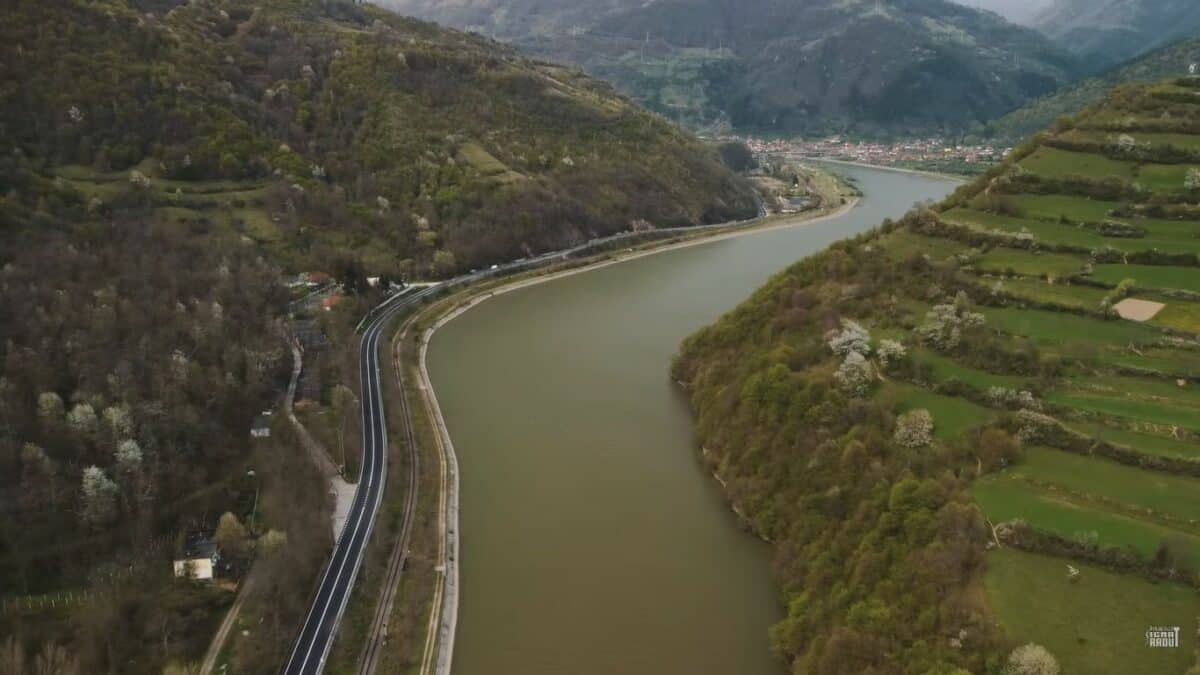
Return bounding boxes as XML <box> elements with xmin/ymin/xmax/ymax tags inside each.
<box><xmin>173</xmin><ymin>533</ymin><xmax>220</xmax><ymax>581</ymax></box>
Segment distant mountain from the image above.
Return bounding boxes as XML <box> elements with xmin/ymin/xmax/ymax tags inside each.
<box><xmin>1033</xmin><ymin>0</ymin><xmax>1200</xmax><ymax>72</ymax></box>
<box><xmin>379</xmin><ymin>0</ymin><xmax>1085</xmax><ymax>137</ymax></box>
<box><xmin>952</xmin><ymin>0</ymin><xmax>1053</xmax><ymax>25</ymax></box>
<box><xmin>990</xmin><ymin>34</ymin><xmax>1200</xmax><ymax>140</ymax></box>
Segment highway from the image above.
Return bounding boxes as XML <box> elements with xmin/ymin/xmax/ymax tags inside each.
<box><xmin>281</xmin><ymin>201</ymin><xmax>766</xmax><ymax>675</ymax></box>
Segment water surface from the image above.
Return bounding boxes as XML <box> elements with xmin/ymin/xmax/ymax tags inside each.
<box><xmin>428</xmin><ymin>165</ymin><xmax>957</xmax><ymax>674</ymax></box>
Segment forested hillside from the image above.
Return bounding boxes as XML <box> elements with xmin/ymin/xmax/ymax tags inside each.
<box><xmin>675</xmin><ymin>78</ymin><xmax>1200</xmax><ymax>674</ymax></box>
<box><xmin>0</xmin><ymin>1</ymin><xmax>758</xmax><ymax>672</ymax></box>
<box><xmin>0</xmin><ymin>0</ymin><xmax>755</xmax><ymax>277</ymax></box>
<box><xmin>991</xmin><ymin>34</ymin><xmax>1200</xmax><ymax>141</ymax></box>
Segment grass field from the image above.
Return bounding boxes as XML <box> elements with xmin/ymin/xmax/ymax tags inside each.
<box><xmin>1066</xmin><ymin>420</ymin><xmax>1200</xmax><ymax>460</ymax></box>
<box><xmin>944</xmin><ymin>207</ymin><xmax>1200</xmax><ymax>254</ymax></box>
<box><xmin>1021</xmin><ymin>144</ymin><xmax>1193</xmax><ymax>192</ymax></box>
<box><xmin>1092</xmin><ymin>265</ymin><xmax>1200</xmax><ymax>294</ymax></box>
<box><xmin>1152</xmin><ymin>300</ymin><xmax>1200</xmax><ymax>334</ymax></box>
<box><xmin>1061</xmin><ymin>128</ymin><xmax>1200</xmax><ymax>152</ymax></box>
<box><xmin>975</xmin><ymin>247</ymin><xmax>1085</xmax><ymax>278</ymax></box>
<box><xmin>973</xmin><ymin>473</ymin><xmax>1200</xmax><ymax>559</ymax></box>
<box><xmin>984</xmin><ymin>547</ymin><xmax>1197</xmax><ymax>675</ymax></box>
<box><xmin>1009</xmin><ymin>446</ymin><xmax>1200</xmax><ymax>524</ymax></box>
<box><xmin>1021</xmin><ymin>145</ymin><xmax>1138</xmax><ymax>182</ymax></box>
<box><xmin>878</xmin><ymin>230</ymin><xmax>969</xmax><ymax>262</ymax></box>
<box><xmin>911</xmin><ymin>349</ymin><xmax>1027</xmax><ymax>390</ymax></box>
<box><xmin>981</xmin><ymin>306</ymin><xmax>1159</xmax><ymax>345</ymax></box>
<box><xmin>1008</xmin><ymin>194</ymin><xmax>1120</xmax><ymax>223</ymax></box>
<box><xmin>885</xmin><ymin>383</ymin><xmax>994</xmax><ymax>439</ymax></box>
<box><xmin>997</xmin><ymin>277</ymin><xmax>1109</xmax><ymax>310</ymax></box>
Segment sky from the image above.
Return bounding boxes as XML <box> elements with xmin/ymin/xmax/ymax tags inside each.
<box><xmin>952</xmin><ymin>0</ymin><xmax>1056</xmax><ymax>24</ymax></box>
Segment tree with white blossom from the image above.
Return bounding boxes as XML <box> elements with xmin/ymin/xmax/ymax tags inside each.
<box><xmin>894</xmin><ymin>409</ymin><xmax>934</xmax><ymax>448</ymax></box>
<box><xmin>80</xmin><ymin>466</ymin><xmax>119</xmax><ymax>529</ymax></box>
<box><xmin>1005</xmin><ymin>643</ymin><xmax>1059</xmax><ymax>675</ymax></box>
<box><xmin>916</xmin><ymin>297</ymin><xmax>985</xmax><ymax>351</ymax></box>
<box><xmin>835</xmin><ymin>352</ymin><xmax>874</xmax><ymax>396</ymax></box>
<box><xmin>826</xmin><ymin>318</ymin><xmax>872</xmax><ymax>357</ymax></box>
<box><xmin>1187</xmin><ymin>168</ymin><xmax>1200</xmax><ymax>190</ymax></box>
<box><xmin>876</xmin><ymin>339</ymin><xmax>907</xmax><ymax>370</ymax></box>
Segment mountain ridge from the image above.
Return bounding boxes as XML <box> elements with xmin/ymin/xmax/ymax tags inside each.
<box><xmin>378</xmin><ymin>0</ymin><xmax>1085</xmax><ymax>137</ymax></box>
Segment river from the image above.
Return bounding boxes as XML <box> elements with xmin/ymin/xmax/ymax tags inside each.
<box><xmin>426</xmin><ymin>164</ymin><xmax>958</xmax><ymax>675</ymax></box>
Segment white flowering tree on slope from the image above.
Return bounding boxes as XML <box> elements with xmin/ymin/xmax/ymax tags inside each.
<box><xmin>835</xmin><ymin>352</ymin><xmax>874</xmax><ymax>395</ymax></box>
<box><xmin>894</xmin><ymin>409</ymin><xmax>934</xmax><ymax>448</ymax></box>
<box><xmin>916</xmin><ymin>294</ymin><xmax>986</xmax><ymax>351</ymax></box>
<box><xmin>826</xmin><ymin>318</ymin><xmax>871</xmax><ymax>357</ymax></box>
<box><xmin>827</xmin><ymin>319</ymin><xmax>875</xmax><ymax>395</ymax></box>
<box><xmin>1005</xmin><ymin>643</ymin><xmax>1059</xmax><ymax>675</ymax></box>
<box><xmin>1187</xmin><ymin>168</ymin><xmax>1200</xmax><ymax>190</ymax></box>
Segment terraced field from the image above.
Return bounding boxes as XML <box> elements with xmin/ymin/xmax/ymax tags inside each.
<box><xmin>881</xmin><ymin>77</ymin><xmax>1200</xmax><ymax>672</ymax></box>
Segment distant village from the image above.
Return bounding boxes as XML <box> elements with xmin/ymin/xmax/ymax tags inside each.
<box><xmin>739</xmin><ymin>136</ymin><xmax>1011</xmax><ymax>174</ymax></box>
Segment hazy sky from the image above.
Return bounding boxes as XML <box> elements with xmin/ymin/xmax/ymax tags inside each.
<box><xmin>952</xmin><ymin>0</ymin><xmax>1055</xmax><ymax>24</ymax></box>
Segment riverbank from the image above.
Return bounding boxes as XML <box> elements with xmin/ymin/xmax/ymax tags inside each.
<box><xmin>808</xmin><ymin>157</ymin><xmax>968</xmax><ymax>182</ymax></box>
<box><xmin>402</xmin><ymin>194</ymin><xmax>859</xmax><ymax>674</ymax></box>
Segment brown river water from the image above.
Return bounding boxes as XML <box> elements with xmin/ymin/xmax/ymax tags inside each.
<box><xmin>427</xmin><ymin>165</ymin><xmax>957</xmax><ymax>674</ymax></box>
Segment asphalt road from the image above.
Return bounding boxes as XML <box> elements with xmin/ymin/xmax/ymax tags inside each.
<box><xmin>281</xmin><ymin>286</ymin><xmax>434</xmax><ymax>675</ymax></box>
<box><xmin>281</xmin><ymin>201</ymin><xmax>766</xmax><ymax>674</ymax></box>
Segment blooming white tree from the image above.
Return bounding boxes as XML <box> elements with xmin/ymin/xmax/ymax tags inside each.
<box><xmin>67</xmin><ymin>403</ymin><xmax>98</xmax><ymax>436</ymax></box>
<box><xmin>1187</xmin><ymin>168</ymin><xmax>1200</xmax><ymax>190</ymax></box>
<box><xmin>916</xmin><ymin>303</ymin><xmax>985</xmax><ymax>351</ymax></box>
<box><xmin>1005</xmin><ymin>643</ymin><xmax>1060</xmax><ymax>675</ymax></box>
<box><xmin>876</xmin><ymin>339</ymin><xmax>907</xmax><ymax>369</ymax></box>
<box><xmin>834</xmin><ymin>352</ymin><xmax>874</xmax><ymax>396</ymax></box>
<box><xmin>826</xmin><ymin>319</ymin><xmax>872</xmax><ymax>357</ymax></box>
<box><xmin>986</xmin><ymin>387</ymin><xmax>1042</xmax><ymax>411</ymax></box>
<box><xmin>115</xmin><ymin>439</ymin><xmax>143</xmax><ymax>474</ymax></box>
<box><xmin>80</xmin><ymin>466</ymin><xmax>119</xmax><ymax>528</ymax></box>
<box><xmin>894</xmin><ymin>409</ymin><xmax>934</xmax><ymax>448</ymax></box>
<box><xmin>1015</xmin><ymin>409</ymin><xmax>1058</xmax><ymax>444</ymax></box>
<box><xmin>103</xmin><ymin>405</ymin><xmax>133</xmax><ymax>437</ymax></box>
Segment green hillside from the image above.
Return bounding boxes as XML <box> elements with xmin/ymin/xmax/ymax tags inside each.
<box><xmin>0</xmin><ymin>0</ymin><xmax>756</xmax><ymax>277</ymax></box>
<box><xmin>674</xmin><ymin>77</ymin><xmax>1200</xmax><ymax>674</ymax></box>
<box><xmin>991</xmin><ymin>34</ymin><xmax>1200</xmax><ymax>141</ymax></box>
